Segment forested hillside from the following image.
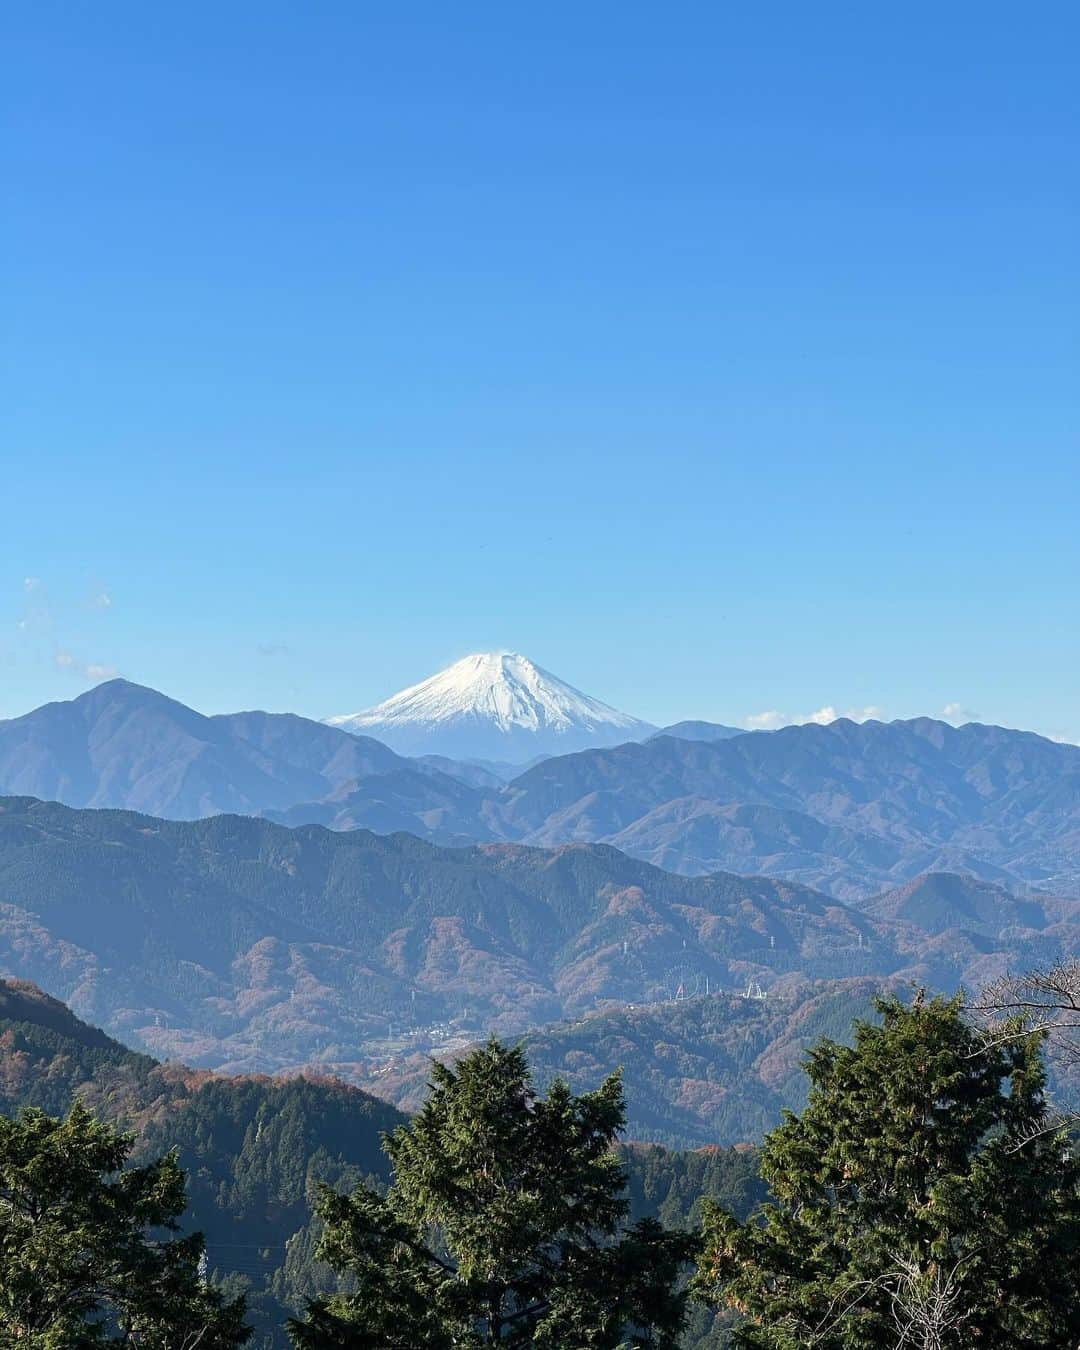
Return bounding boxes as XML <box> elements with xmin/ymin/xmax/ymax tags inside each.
<box><xmin>0</xmin><ymin>796</ymin><xmax>897</xmax><ymax>1071</ymax></box>
<box><xmin>0</xmin><ymin>979</ymin><xmax>403</xmax><ymax>1345</ymax></box>
<box><xmin>0</xmin><ymin>978</ymin><xmax>766</xmax><ymax>1349</ymax></box>
<box><xmin>344</xmin><ymin>978</ymin><xmax>889</xmax><ymax>1146</ymax></box>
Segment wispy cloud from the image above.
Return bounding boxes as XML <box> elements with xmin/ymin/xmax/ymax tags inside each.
<box><xmin>745</xmin><ymin>704</ymin><xmax>883</xmax><ymax>731</ymax></box>
<box><xmin>940</xmin><ymin>701</ymin><xmax>979</xmax><ymax>723</ymax></box>
<box><xmin>16</xmin><ymin>577</ymin><xmax>118</xmax><ymax>684</ymax></box>
<box><xmin>744</xmin><ymin>710</ymin><xmax>787</xmax><ymax>731</ymax></box>
<box><xmin>55</xmin><ymin>650</ymin><xmax>119</xmax><ymax>682</ymax></box>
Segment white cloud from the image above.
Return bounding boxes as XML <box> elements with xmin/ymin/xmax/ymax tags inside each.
<box><xmin>744</xmin><ymin>704</ymin><xmax>884</xmax><ymax>731</ymax></box>
<box><xmin>941</xmin><ymin>702</ymin><xmax>979</xmax><ymax>724</ymax></box>
<box><xmin>55</xmin><ymin>650</ymin><xmax>118</xmax><ymax>682</ymax></box>
<box><xmin>91</xmin><ymin>590</ymin><xmax>113</xmax><ymax>609</ymax></box>
<box><xmin>23</xmin><ymin>576</ymin><xmax>42</xmax><ymax>592</ymax></box>
<box><xmin>744</xmin><ymin>709</ymin><xmax>789</xmax><ymax>731</ymax></box>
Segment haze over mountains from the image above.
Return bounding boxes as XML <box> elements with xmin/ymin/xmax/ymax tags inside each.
<box><xmin>0</xmin><ymin>654</ymin><xmax>1078</xmax><ymax>1134</ymax></box>
<box><xmin>2</xmin><ymin>668</ymin><xmax>1079</xmax><ymax>899</ymax></box>
<box><xmin>0</xmin><ymin>796</ymin><xmax>888</xmax><ymax>1070</ymax></box>
<box><xmin>1</xmin><ymin>795</ymin><xmax>1074</xmax><ymax>1084</ymax></box>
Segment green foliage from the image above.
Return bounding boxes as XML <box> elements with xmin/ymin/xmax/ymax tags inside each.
<box><xmin>622</xmin><ymin>1142</ymin><xmax>765</xmax><ymax>1232</ymax></box>
<box><xmin>622</xmin><ymin>1145</ymin><xmax>765</xmax><ymax>1350</ymax></box>
<box><xmin>0</xmin><ymin>1101</ymin><xmax>249</xmax><ymax>1348</ymax></box>
<box><xmin>0</xmin><ymin>984</ymin><xmax>404</xmax><ymax>1348</ymax></box>
<box><xmin>291</xmin><ymin>1039</ymin><xmax>697</xmax><ymax>1348</ymax></box>
<box><xmin>694</xmin><ymin>994</ymin><xmax>1080</xmax><ymax>1348</ymax></box>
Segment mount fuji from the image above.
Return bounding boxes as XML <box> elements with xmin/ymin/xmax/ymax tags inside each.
<box><xmin>326</xmin><ymin>651</ymin><xmax>656</xmax><ymax>761</ymax></box>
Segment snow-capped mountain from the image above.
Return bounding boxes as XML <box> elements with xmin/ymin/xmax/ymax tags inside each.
<box><xmin>326</xmin><ymin>651</ymin><xmax>656</xmax><ymax>761</ymax></box>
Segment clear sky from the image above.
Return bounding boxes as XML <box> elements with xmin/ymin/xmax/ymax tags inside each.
<box><xmin>4</xmin><ymin>3</ymin><xmax>1078</xmax><ymax>737</ymax></box>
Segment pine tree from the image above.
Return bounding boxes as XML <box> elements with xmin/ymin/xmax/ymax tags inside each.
<box><xmin>693</xmin><ymin>994</ymin><xmax>1080</xmax><ymax>1348</ymax></box>
<box><xmin>289</xmin><ymin>1039</ymin><xmax>695</xmax><ymax>1348</ymax></box>
<box><xmin>0</xmin><ymin>1101</ymin><xmax>250</xmax><ymax>1348</ymax></box>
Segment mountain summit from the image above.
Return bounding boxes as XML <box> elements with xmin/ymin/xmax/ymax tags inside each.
<box><xmin>326</xmin><ymin>651</ymin><xmax>655</xmax><ymax>761</ymax></box>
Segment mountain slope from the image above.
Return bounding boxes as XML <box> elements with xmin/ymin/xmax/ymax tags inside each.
<box><xmin>0</xmin><ymin>796</ymin><xmax>903</xmax><ymax>1073</ymax></box>
<box><xmin>327</xmin><ymin>651</ymin><xmax>655</xmax><ymax>760</ymax></box>
<box><xmin>0</xmin><ymin>977</ymin><xmax>404</xmax><ymax>1345</ymax></box>
<box><xmin>862</xmin><ymin>871</ymin><xmax>1057</xmax><ymax>935</ymax></box>
<box><xmin>497</xmin><ymin>719</ymin><xmax>1080</xmax><ymax>897</ymax></box>
<box><xmin>0</xmin><ymin>977</ymin><xmax>765</xmax><ymax>1350</ymax></box>
<box><xmin>0</xmin><ymin>680</ymin><xmax>491</xmax><ymax>838</ymax></box>
<box><xmin>652</xmin><ymin>721</ymin><xmax>747</xmax><ymax>744</ymax></box>
<box><xmin>343</xmin><ymin>978</ymin><xmax>890</xmax><ymax>1147</ymax></box>
<box><xmin>0</xmin><ymin>679</ymin><xmax>320</xmax><ymax>817</ymax></box>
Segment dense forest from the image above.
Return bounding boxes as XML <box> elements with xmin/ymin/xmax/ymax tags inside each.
<box><xmin>7</xmin><ymin>976</ymin><xmax>1080</xmax><ymax>1347</ymax></box>
<box><xmin>0</xmin><ymin>979</ymin><xmax>760</xmax><ymax>1348</ymax></box>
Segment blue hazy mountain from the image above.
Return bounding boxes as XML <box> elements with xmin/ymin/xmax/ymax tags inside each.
<box><xmin>3</xmin><ymin>680</ymin><xmax>1080</xmax><ymax>899</ymax></box>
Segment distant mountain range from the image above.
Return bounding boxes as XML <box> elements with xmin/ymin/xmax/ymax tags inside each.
<box><xmin>0</xmin><ymin>795</ymin><xmax>1074</xmax><ymax>1080</ymax></box>
<box><xmin>0</xmin><ymin>678</ymin><xmax>490</xmax><ymax>841</ymax></box>
<box><xmin>496</xmin><ymin>718</ymin><xmax>1080</xmax><ymax>897</ymax></box>
<box><xmin>2</xmin><ymin>678</ymin><xmax>1080</xmax><ymax>899</ymax></box>
<box><xmin>650</xmin><ymin>720</ymin><xmax>747</xmax><ymax>744</ymax></box>
<box><xmin>0</xmin><ymin>795</ymin><xmax>897</xmax><ymax>1072</ymax></box>
<box><xmin>326</xmin><ymin>650</ymin><xmax>656</xmax><ymax>760</ymax></box>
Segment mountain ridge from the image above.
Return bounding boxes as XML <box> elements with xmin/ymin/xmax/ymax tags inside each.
<box><xmin>0</xmin><ymin>794</ymin><xmax>907</xmax><ymax>1075</ymax></box>
<box><xmin>0</xmin><ymin>794</ymin><xmax>1075</xmax><ymax>1084</ymax></box>
<box><xmin>3</xmin><ymin>679</ymin><xmax>1080</xmax><ymax>900</ymax></box>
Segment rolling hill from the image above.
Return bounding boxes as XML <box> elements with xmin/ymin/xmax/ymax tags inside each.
<box><xmin>346</xmin><ymin>978</ymin><xmax>891</xmax><ymax>1147</ymax></box>
<box><xmin>0</xmin><ymin>795</ymin><xmax>904</xmax><ymax>1072</ymax></box>
<box><xmin>0</xmin><ymin>977</ymin><xmax>405</xmax><ymax>1345</ymax></box>
<box><xmin>0</xmin><ymin>795</ymin><xmax>1076</xmax><ymax>1081</ymax></box>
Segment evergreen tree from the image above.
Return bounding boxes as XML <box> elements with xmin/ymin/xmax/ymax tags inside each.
<box><xmin>0</xmin><ymin>1101</ymin><xmax>250</xmax><ymax>1348</ymax></box>
<box><xmin>693</xmin><ymin>993</ymin><xmax>1080</xmax><ymax>1348</ymax></box>
<box><xmin>290</xmin><ymin>1039</ymin><xmax>695</xmax><ymax>1348</ymax></box>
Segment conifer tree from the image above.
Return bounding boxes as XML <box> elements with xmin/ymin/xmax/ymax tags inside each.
<box><xmin>0</xmin><ymin>1101</ymin><xmax>250</xmax><ymax>1348</ymax></box>
<box><xmin>290</xmin><ymin>1039</ymin><xmax>695</xmax><ymax>1348</ymax></box>
<box><xmin>693</xmin><ymin>993</ymin><xmax>1080</xmax><ymax>1348</ymax></box>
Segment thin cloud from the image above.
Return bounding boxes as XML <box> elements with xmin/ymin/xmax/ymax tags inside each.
<box><xmin>55</xmin><ymin>650</ymin><xmax>119</xmax><ymax>682</ymax></box>
<box><xmin>941</xmin><ymin>702</ymin><xmax>979</xmax><ymax>723</ymax></box>
<box><xmin>744</xmin><ymin>704</ymin><xmax>883</xmax><ymax>731</ymax></box>
<box><xmin>745</xmin><ymin>709</ymin><xmax>788</xmax><ymax>731</ymax></box>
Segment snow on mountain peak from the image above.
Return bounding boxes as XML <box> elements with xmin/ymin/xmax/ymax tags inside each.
<box><xmin>326</xmin><ymin>651</ymin><xmax>655</xmax><ymax>762</ymax></box>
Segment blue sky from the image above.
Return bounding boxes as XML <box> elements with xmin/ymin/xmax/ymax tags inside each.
<box><xmin>4</xmin><ymin>3</ymin><xmax>1078</xmax><ymax>737</ymax></box>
